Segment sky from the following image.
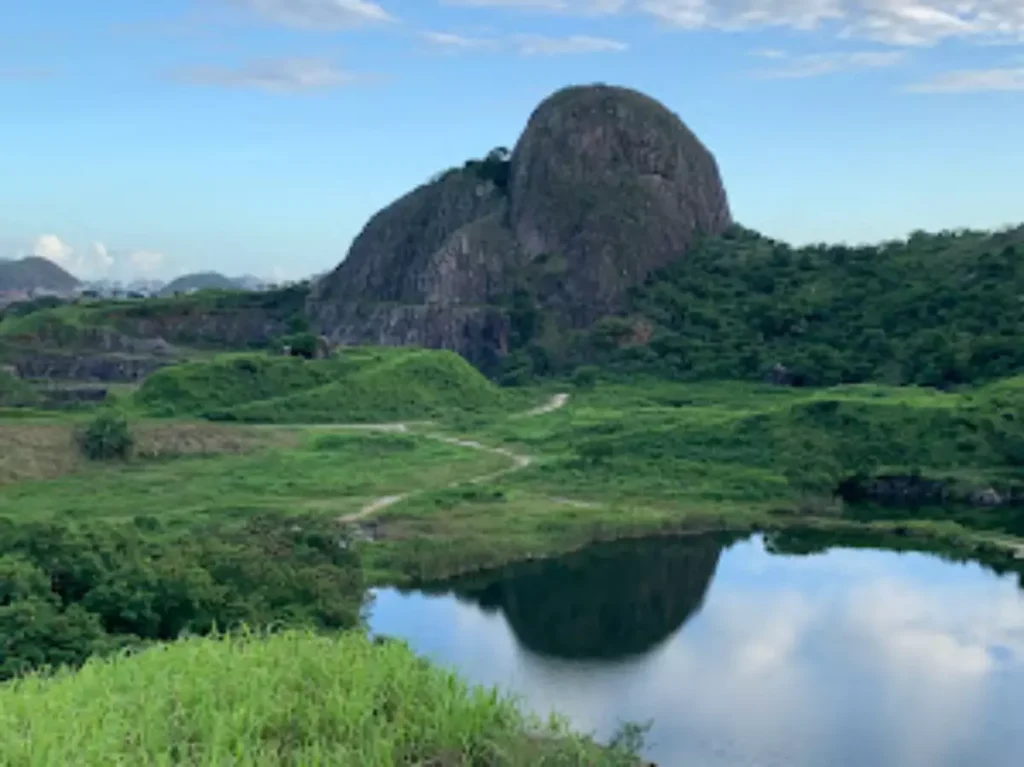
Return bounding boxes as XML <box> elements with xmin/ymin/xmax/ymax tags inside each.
<box><xmin>2</xmin><ymin>1</ymin><xmax>1023</xmax><ymax>283</ymax></box>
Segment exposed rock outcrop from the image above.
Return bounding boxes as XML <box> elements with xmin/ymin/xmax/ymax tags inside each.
<box><xmin>507</xmin><ymin>85</ymin><xmax>732</xmax><ymax>324</ymax></box>
<box><xmin>309</xmin><ymin>83</ymin><xmax>732</xmax><ymax>363</ymax></box>
<box><xmin>111</xmin><ymin>309</ymin><xmax>289</xmax><ymax>349</ymax></box>
<box><xmin>837</xmin><ymin>473</ymin><xmax>1024</xmax><ymax>508</ymax></box>
<box><xmin>14</xmin><ymin>353</ymin><xmax>170</xmax><ymax>383</ymax></box>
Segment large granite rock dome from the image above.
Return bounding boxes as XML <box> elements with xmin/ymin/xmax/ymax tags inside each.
<box><xmin>308</xmin><ymin>83</ymin><xmax>732</xmax><ymax>361</ymax></box>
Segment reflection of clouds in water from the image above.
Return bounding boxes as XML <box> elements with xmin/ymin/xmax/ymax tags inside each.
<box><xmin>370</xmin><ymin>547</ymin><xmax>1024</xmax><ymax>767</ymax></box>
<box><xmin>844</xmin><ymin>578</ymin><xmax>1021</xmax><ymax>675</ymax></box>
<box><xmin>837</xmin><ymin>578</ymin><xmax>1024</xmax><ymax>767</ymax></box>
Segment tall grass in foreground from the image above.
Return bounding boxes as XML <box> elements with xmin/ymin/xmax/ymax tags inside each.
<box><xmin>0</xmin><ymin>630</ymin><xmax>637</xmax><ymax>766</ymax></box>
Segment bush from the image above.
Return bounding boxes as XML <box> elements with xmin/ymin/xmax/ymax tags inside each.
<box><xmin>281</xmin><ymin>332</ymin><xmax>318</xmax><ymax>359</ymax></box>
<box><xmin>572</xmin><ymin>365</ymin><xmax>600</xmax><ymax>390</ymax></box>
<box><xmin>76</xmin><ymin>410</ymin><xmax>134</xmax><ymax>461</ymax></box>
<box><xmin>0</xmin><ymin>514</ymin><xmax>367</xmax><ymax>681</ymax></box>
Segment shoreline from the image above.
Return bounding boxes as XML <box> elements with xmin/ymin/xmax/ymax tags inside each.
<box><xmin>363</xmin><ymin>510</ymin><xmax>1024</xmax><ymax>588</ymax></box>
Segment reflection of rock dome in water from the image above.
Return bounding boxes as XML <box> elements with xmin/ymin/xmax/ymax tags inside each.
<box><xmin>451</xmin><ymin>537</ymin><xmax>724</xmax><ymax>660</ymax></box>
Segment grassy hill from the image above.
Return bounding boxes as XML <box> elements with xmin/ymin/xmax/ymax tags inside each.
<box><xmin>0</xmin><ymin>630</ymin><xmax>634</xmax><ymax>766</ymax></box>
<box><xmin>0</xmin><ymin>257</ymin><xmax>79</xmax><ymax>293</ymax></box>
<box><xmin>137</xmin><ymin>348</ymin><xmax>516</xmax><ymax>423</ymax></box>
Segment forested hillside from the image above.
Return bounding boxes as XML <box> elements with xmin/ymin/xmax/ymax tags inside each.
<box><xmin>503</xmin><ymin>224</ymin><xmax>1024</xmax><ymax>387</ymax></box>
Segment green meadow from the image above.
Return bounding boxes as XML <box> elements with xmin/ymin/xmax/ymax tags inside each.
<box><xmin>2</xmin><ymin>345</ymin><xmax>1021</xmax><ymax>764</ymax></box>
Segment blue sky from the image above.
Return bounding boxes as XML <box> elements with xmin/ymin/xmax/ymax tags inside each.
<box><xmin>2</xmin><ymin>0</ymin><xmax>1023</xmax><ymax>282</ymax></box>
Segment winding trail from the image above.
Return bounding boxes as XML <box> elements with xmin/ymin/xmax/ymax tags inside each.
<box><xmin>338</xmin><ymin>393</ymin><xmax>569</xmax><ymax>524</ymax></box>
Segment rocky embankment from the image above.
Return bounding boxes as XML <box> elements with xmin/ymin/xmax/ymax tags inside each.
<box><xmin>838</xmin><ymin>473</ymin><xmax>1024</xmax><ymax>508</ymax></box>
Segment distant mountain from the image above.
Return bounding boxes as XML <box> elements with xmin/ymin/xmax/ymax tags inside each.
<box><xmin>157</xmin><ymin>272</ymin><xmax>246</xmax><ymax>296</ymax></box>
<box><xmin>0</xmin><ymin>257</ymin><xmax>80</xmax><ymax>293</ymax></box>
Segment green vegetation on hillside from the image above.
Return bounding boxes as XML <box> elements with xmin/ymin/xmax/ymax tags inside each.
<box><xmin>0</xmin><ymin>369</ymin><xmax>40</xmax><ymax>408</ymax></box>
<box><xmin>0</xmin><ymin>630</ymin><xmax>638</xmax><ymax>766</ymax></box>
<box><xmin>501</xmin><ymin>225</ymin><xmax>1024</xmax><ymax>387</ymax></box>
<box><xmin>138</xmin><ymin>348</ymin><xmax>519</xmax><ymax>424</ymax></box>
<box><xmin>0</xmin><ymin>514</ymin><xmax>365</xmax><ymax>681</ymax></box>
<box><xmin>136</xmin><ymin>354</ymin><xmax>338</xmax><ymax>416</ymax></box>
<box><xmin>0</xmin><ymin>282</ymin><xmax>310</xmax><ymax>357</ymax></box>
<box><xmin>361</xmin><ymin>377</ymin><xmax>1023</xmax><ymax>581</ymax></box>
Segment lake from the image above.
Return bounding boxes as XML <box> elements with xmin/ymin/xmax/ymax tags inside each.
<box><xmin>369</xmin><ymin>533</ymin><xmax>1024</xmax><ymax>767</ymax></box>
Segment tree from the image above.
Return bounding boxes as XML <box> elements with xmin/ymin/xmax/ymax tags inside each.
<box><xmin>76</xmin><ymin>410</ymin><xmax>134</xmax><ymax>461</ymax></box>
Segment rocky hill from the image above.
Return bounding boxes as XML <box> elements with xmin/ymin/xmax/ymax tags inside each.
<box><xmin>308</xmin><ymin>83</ymin><xmax>732</xmax><ymax>365</ymax></box>
<box><xmin>0</xmin><ymin>257</ymin><xmax>79</xmax><ymax>293</ymax></box>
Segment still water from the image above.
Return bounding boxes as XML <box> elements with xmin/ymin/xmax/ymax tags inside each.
<box><xmin>369</xmin><ymin>534</ymin><xmax>1024</xmax><ymax>767</ymax></box>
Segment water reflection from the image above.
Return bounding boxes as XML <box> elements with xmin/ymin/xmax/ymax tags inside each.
<box><xmin>439</xmin><ymin>535</ymin><xmax>726</xmax><ymax>659</ymax></box>
<box><xmin>371</xmin><ymin>535</ymin><xmax>1024</xmax><ymax>767</ymax></box>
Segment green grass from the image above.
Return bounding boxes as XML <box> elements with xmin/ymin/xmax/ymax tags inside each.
<box><xmin>0</xmin><ymin>369</ymin><xmax>40</xmax><ymax>407</ymax></box>
<box><xmin>135</xmin><ymin>347</ymin><xmax>524</xmax><ymax>424</ymax></box>
<box><xmin>2</xmin><ymin>372</ymin><xmax>1021</xmax><ymax>584</ymax></box>
<box><xmin>224</xmin><ymin>350</ymin><xmax>519</xmax><ymax>424</ymax></box>
<box><xmin>136</xmin><ymin>354</ymin><xmax>343</xmax><ymax>416</ymax></box>
<box><xmin>0</xmin><ymin>630</ymin><xmax>636</xmax><ymax>766</ymax></box>
<box><xmin>0</xmin><ymin>429</ymin><xmax>512</xmax><ymax>527</ymax></box>
<box><xmin>471</xmin><ymin>379</ymin><xmax>1019</xmax><ymax>502</ymax></box>
<box><xmin>356</xmin><ymin>377</ymin><xmax>1023</xmax><ymax>581</ymax></box>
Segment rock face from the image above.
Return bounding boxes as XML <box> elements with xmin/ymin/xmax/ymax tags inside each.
<box><xmin>309</xmin><ymin>83</ymin><xmax>732</xmax><ymax>361</ymax></box>
<box><xmin>507</xmin><ymin>85</ymin><xmax>732</xmax><ymax>324</ymax></box>
<box><xmin>14</xmin><ymin>353</ymin><xmax>171</xmax><ymax>383</ymax></box>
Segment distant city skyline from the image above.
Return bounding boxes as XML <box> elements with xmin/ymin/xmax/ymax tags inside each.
<box><xmin>3</xmin><ymin>0</ymin><xmax>1023</xmax><ymax>281</ymax></box>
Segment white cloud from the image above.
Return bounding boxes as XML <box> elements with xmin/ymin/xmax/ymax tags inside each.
<box><xmin>442</xmin><ymin>0</ymin><xmax>628</xmax><ymax>13</ymax></box>
<box><xmin>23</xmin><ymin>235</ymin><xmax>169</xmax><ymax>280</ymax></box>
<box><xmin>89</xmin><ymin>242</ymin><xmax>116</xmax><ymax>271</ymax></box>
<box><xmin>514</xmin><ymin>33</ymin><xmax>629</xmax><ymax>53</ymax></box>
<box><xmin>419</xmin><ymin>30</ymin><xmax>627</xmax><ymax>54</ymax></box>
<box><xmin>28</xmin><ymin>236</ymin><xmax>119</xmax><ymax>280</ymax></box>
<box><xmin>31</xmin><ymin>234</ymin><xmax>74</xmax><ymax>266</ymax></box>
<box><xmin>752</xmin><ymin>48</ymin><xmax>908</xmax><ymax>77</ymax></box>
<box><xmin>449</xmin><ymin>1</ymin><xmax>1024</xmax><ymax>46</ymax></box>
<box><xmin>420</xmin><ymin>30</ymin><xmax>501</xmax><ymax>50</ymax></box>
<box><xmin>907</xmin><ymin>65</ymin><xmax>1024</xmax><ymax>91</ymax></box>
<box><xmin>171</xmin><ymin>57</ymin><xmax>366</xmax><ymax>91</ymax></box>
<box><xmin>751</xmin><ymin>47</ymin><xmax>789</xmax><ymax>58</ymax></box>
<box><xmin>229</xmin><ymin>0</ymin><xmax>394</xmax><ymax>28</ymax></box>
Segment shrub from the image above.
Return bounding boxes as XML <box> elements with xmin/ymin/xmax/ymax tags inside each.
<box><xmin>572</xmin><ymin>365</ymin><xmax>600</xmax><ymax>390</ymax></box>
<box><xmin>281</xmin><ymin>332</ymin><xmax>318</xmax><ymax>359</ymax></box>
<box><xmin>76</xmin><ymin>410</ymin><xmax>134</xmax><ymax>461</ymax></box>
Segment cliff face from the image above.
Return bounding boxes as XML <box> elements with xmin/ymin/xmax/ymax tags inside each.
<box><xmin>508</xmin><ymin>85</ymin><xmax>732</xmax><ymax>324</ymax></box>
<box><xmin>309</xmin><ymin>83</ymin><xmax>732</xmax><ymax>362</ymax></box>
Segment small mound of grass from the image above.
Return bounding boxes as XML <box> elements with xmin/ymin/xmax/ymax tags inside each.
<box><xmin>136</xmin><ymin>354</ymin><xmax>340</xmax><ymax>416</ymax></box>
<box><xmin>0</xmin><ymin>630</ymin><xmax>632</xmax><ymax>766</ymax></box>
<box><xmin>215</xmin><ymin>350</ymin><xmax>513</xmax><ymax>424</ymax></box>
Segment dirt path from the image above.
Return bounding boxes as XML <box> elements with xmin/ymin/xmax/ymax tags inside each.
<box><xmin>339</xmin><ymin>393</ymin><xmax>569</xmax><ymax>524</ymax></box>
<box><xmin>523</xmin><ymin>392</ymin><xmax>569</xmax><ymax>417</ymax></box>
